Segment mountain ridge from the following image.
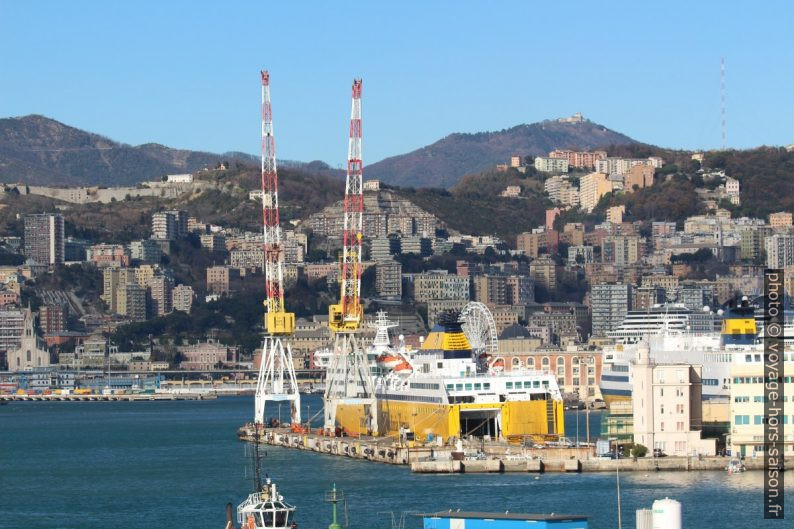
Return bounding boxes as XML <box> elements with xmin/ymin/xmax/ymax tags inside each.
<box><xmin>366</xmin><ymin>118</ymin><xmax>639</xmax><ymax>188</ymax></box>
<box><xmin>0</xmin><ymin>115</ymin><xmax>256</xmax><ymax>186</ymax></box>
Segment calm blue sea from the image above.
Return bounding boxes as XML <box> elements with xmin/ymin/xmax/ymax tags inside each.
<box><xmin>0</xmin><ymin>396</ymin><xmax>786</xmax><ymax>529</ymax></box>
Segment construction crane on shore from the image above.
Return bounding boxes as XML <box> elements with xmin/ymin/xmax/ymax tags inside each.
<box><xmin>323</xmin><ymin>79</ymin><xmax>377</xmax><ymax>433</ymax></box>
<box><xmin>254</xmin><ymin>70</ymin><xmax>301</xmax><ymax>428</ymax></box>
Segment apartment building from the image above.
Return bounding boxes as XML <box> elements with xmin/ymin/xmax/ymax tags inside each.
<box><xmin>172</xmin><ymin>284</ymin><xmax>194</xmax><ymax>314</ymax></box>
<box><xmin>548</xmin><ymin>149</ymin><xmax>607</xmax><ymax>169</ymax></box>
<box><xmin>579</xmin><ymin>172</ymin><xmax>613</xmax><ymax>213</ymax></box>
<box><xmin>413</xmin><ymin>271</ymin><xmax>470</xmax><ymax>303</ymax></box>
<box><xmin>129</xmin><ymin>239</ymin><xmax>163</xmax><ymax>264</ymax></box>
<box><xmin>23</xmin><ymin>213</ymin><xmax>64</xmax><ymax>265</ymax></box>
<box><xmin>769</xmin><ymin>211</ymin><xmax>793</xmax><ymax>228</ymax></box>
<box><xmin>765</xmin><ymin>234</ymin><xmax>794</xmax><ymax>268</ymax></box>
<box><xmin>534</xmin><ymin>156</ymin><xmax>569</xmax><ymax>173</ymax></box>
<box><xmin>591</xmin><ymin>283</ymin><xmax>632</xmax><ymax>337</ymax></box>
<box><xmin>375</xmin><ymin>260</ymin><xmax>402</xmax><ymax>299</ymax></box>
<box><xmin>88</xmin><ymin>244</ymin><xmax>130</xmax><ymax>268</ymax></box>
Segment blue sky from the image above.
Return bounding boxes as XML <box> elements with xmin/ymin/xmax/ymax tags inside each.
<box><xmin>2</xmin><ymin>1</ymin><xmax>793</xmax><ymax>166</ymax></box>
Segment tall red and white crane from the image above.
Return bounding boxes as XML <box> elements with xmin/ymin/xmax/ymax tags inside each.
<box><xmin>324</xmin><ymin>79</ymin><xmax>377</xmax><ymax>433</ymax></box>
<box><xmin>254</xmin><ymin>70</ymin><xmax>301</xmax><ymax>427</ymax></box>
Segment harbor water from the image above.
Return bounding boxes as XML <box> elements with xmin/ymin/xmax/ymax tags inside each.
<box><xmin>0</xmin><ymin>395</ymin><xmax>786</xmax><ymax>529</ymax></box>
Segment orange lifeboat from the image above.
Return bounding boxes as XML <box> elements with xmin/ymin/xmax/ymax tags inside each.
<box><xmin>377</xmin><ymin>353</ymin><xmax>402</xmax><ymax>369</ymax></box>
<box><xmin>490</xmin><ymin>357</ymin><xmax>505</xmax><ymax>373</ymax></box>
<box><xmin>394</xmin><ymin>361</ymin><xmax>413</xmax><ymax>377</ymax></box>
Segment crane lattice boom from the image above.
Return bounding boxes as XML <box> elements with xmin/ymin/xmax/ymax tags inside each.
<box><xmin>330</xmin><ymin>79</ymin><xmax>364</xmax><ymax>332</ymax></box>
<box><xmin>261</xmin><ymin>70</ymin><xmax>294</xmax><ymax>335</ymax></box>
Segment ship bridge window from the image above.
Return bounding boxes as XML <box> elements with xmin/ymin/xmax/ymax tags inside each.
<box><xmin>465</xmin><ymin>383</ymin><xmax>472</xmax><ymax>390</ymax></box>
<box><xmin>542</xmin><ymin>381</ymin><xmax>549</xmax><ymax>388</ymax></box>
<box><xmin>455</xmin><ymin>383</ymin><xmax>463</xmax><ymax>391</ymax></box>
<box><xmin>614</xmin><ymin>365</ymin><xmax>629</xmax><ymax>372</ymax></box>
<box><xmin>483</xmin><ymin>383</ymin><xmax>491</xmax><ymax>390</ymax></box>
<box><xmin>523</xmin><ymin>381</ymin><xmax>531</xmax><ymax>389</ymax></box>
<box><xmin>446</xmin><ymin>384</ymin><xmax>454</xmax><ymax>391</ymax></box>
<box><xmin>474</xmin><ymin>383</ymin><xmax>482</xmax><ymax>390</ymax></box>
<box><xmin>506</xmin><ymin>382</ymin><xmax>513</xmax><ymax>389</ymax></box>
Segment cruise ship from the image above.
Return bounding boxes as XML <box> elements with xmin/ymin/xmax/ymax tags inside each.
<box><xmin>606</xmin><ymin>304</ymin><xmax>715</xmax><ymax>344</ymax></box>
<box><xmin>599</xmin><ymin>298</ymin><xmax>792</xmax><ymax>407</ymax></box>
<box><xmin>332</xmin><ymin>312</ymin><xmax>565</xmax><ymax>442</ymax></box>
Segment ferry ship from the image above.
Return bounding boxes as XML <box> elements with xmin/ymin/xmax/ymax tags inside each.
<box><xmin>599</xmin><ymin>297</ymin><xmax>792</xmax><ymax>408</ymax></box>
<box><xmin>332</xmin><ymin>311</ymin><xmax>564</xmax><ymax>442</ymax></box>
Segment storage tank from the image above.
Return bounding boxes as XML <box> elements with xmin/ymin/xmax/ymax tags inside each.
<box><xmin>652</xmin><ymin>498</ymin><xmax>682</xmax><ymax>529</ymax></box>
<box><xmin>636</xmin><ymin>508</ymin><xmax>653</xmax><ymax>529</ymax></box>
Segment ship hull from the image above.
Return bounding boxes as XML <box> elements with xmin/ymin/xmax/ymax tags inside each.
<box><xmin>334</xmin><ymin>398</ymin><xmax>564</xmax><ymax>442</ymax></box>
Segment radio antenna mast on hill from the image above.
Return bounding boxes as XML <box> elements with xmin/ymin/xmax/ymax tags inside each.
<box><xmin>721</xmin><ymin>57</ymin><xmax>727</xmax><ymax>150</ymax></box>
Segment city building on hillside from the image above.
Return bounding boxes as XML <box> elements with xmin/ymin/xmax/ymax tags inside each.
<box><xmin>548</xmin><ymin>149</ymin><xmax>607</xmax><ymax>169</ymax></box>
<box><xmin>147</xmin><ymin>274</ymin><xmax>173</xmax><ymax>317</ymax></box>
<box><xmin>591</xmin><ymin>283</ymin><xmax>632</xmax><ymax>337</ymax></box>
<box><xmin>534</xmin><ymin>156</ymin><xmax>569</xmax><ymax>173</ymax></box>
<box><xmin>117</xmin><ymin>283</ymin><xmax>147</xmax><ymax>322</ymax></box>
<box><xmin>601</xmin><ymin>235</ymin><xmax>641</xmax><ymax>266</ymax></box>
<box><xmin>88</xmin><ymin>244</ymin><xmax>130</xmax><ymax>268</ymax></box>
<box><xmin>39</xmin><ymin>304</ymin><xmax>66</xmax><ymax>335</ymax></box>
<box><xmin>375</xmin><ymin>260</ymin><xmax>402</xmax><ymax>299</ymax></box>
<box><xmin>579</xmin><ymin>172</ymin><xmax>613</xmax><ymax>213</ymax></box>
<box><xmin>206</xmin><ymin>265</ymin><xmax>239</xmax><ymax>295</ymax></box>
<box><xmin>200</xmin><ymin>233</ymin><xmax>226</xmax><ymax>252</ymax></box>
<box><xmin>765</xmin><ymin>233</ymin><xmax>794</xmax><ymax>268</ymax></box>
<box><xmin>730</xmin><ymin>351</ymin><xmax>793</xmax><ymax>458</ymax></box>
<box><xmin>606</xmin><ymin>205</ymin><xmax>625</xmax><ymax>224</ymax></box>
<box><xmin>370</xmin><ymin>236</ymin><xmax>401</xmax><ymax>261</ymax></box>
<box><xmin>230</xmin><ymin>248</ymin><xmax>265</xmax><ymax>272</ymax></box>
<box><xmin>129</xmin><ymin>239</ymin><xmax>163</xmax><ymax>264</ymax></box>
<box><xmin>24</xmin><ymin>213</ymin><xmax>64</xmax><ymax>266</ymax></box>
<box><xmin>516</xmin><ymin>231</ymin><xmax>546</xmax><ymax>258</ymax></box>
<box><xmin>151</xmin><ymin>210</ymin><xmax>188</xmax><ymax>241</ymax></box>
<box><xmin>567</xmin><ymin>245</ymin><xmax>595</xmax><ymax>266</ymax></box>
<box><xmin>769</xmin><ymin>211</ymin><xmax>793</xmax><ymax>228</ymax></box>
<box><xmin>530</xmin><ymin>255</ymin><xmax>557</xmax><ymax>290</ymax></box>
<box><xmin>172</xmin><ymin>284</ymin><xmax>194</xmax><ymax>314</ymax></box>
<box><xmin>623</xmin><ymin>165</ymin><xmax>654</xmax><ymax>192</ymax></box>
<box><xmin>412</xmin><ymin>271</ymin><xmax>469</xmax><ymax>303</ymax></box>
<box><xmin>725</xmin><ymin>177</ymin><xmax>740</xmax><ymax>205</ymax></box>
<box><xmin>632</xmin><ymin>343</ymin><xmax>716</xmax><ymax>457</ymax></box>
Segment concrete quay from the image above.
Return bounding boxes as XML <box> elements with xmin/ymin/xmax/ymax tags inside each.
<box><xmin>238</xmin><ymin>426</ymin><xmax>793</xmax><ymax>474</ymax></box>
<box><xmin>0</xmin><ymin>392</ymin><xmax>217</xmax><ymax>402</ymax></box>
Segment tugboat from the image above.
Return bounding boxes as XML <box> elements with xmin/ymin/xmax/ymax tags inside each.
<box><xmin>226</xmin><ymin>427</ymin><xmax>298</xmax><ymax>529</ymax></box>
<box><xmin>236</xmin><ymin>478</ymin><xmax>296</xmax><ymax>529</ymax></box>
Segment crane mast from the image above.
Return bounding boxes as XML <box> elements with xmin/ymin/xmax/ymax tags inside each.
<box><xmin>323</xmin><ymin>79</ymin><xmax>377</xmax><ymax>434</ymax></box>
<box><xmin>254</xmin><ymin>70</ymin><xmax>300</xmax><ymax>427</ymax></box>
<box><xmin>329</xmin><ymin>78</ymin><xmax>364</xmax><ymax>332</ymax></box>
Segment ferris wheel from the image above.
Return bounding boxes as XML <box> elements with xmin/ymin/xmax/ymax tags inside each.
<box><xmin>460</xmin><ymin>302</ymin><xmax>498</xmax><ymax>356</ymax></box>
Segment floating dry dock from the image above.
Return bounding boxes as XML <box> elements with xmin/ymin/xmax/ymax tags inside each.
<box><xmin>239</xmin><ymin>425</ymin><xmax>793</xmax><ymax>473</ymax></box>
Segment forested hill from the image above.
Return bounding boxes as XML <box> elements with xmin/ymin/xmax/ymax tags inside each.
<box><xmin>366</xmin><ymin>119</ymin><xmax>638</xmax><ymax>189</ymax></box>
<box><xmin>0</xmin><ymin>115</ymin><xmax>255</xmax><ymax>186</ymax></box>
